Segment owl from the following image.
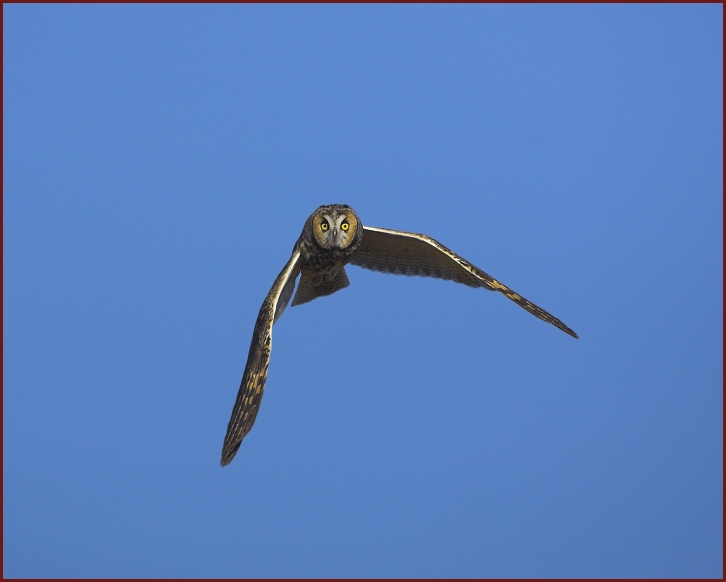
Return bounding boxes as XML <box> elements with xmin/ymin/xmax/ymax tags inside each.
<box><xmin>221</xmin><ymin>204</ymin><xmax>577</xmax><ymax>466</ymax></box>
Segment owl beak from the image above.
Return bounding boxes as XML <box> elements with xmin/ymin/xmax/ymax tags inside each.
<box><xmin>331</xmin><ymin>228</ymin><xmax>339</xmax><ymax>246</ymax></box>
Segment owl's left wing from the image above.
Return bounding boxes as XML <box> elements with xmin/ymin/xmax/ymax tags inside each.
<box><xmin>349</xmin><ymin>225</ymin><xmax>578</xmax><ymax>339</ymax></box>
<box><xmin>221</xmin><ymin>250</ymin><xmax>302</xmax><ymax>466</ymax></box>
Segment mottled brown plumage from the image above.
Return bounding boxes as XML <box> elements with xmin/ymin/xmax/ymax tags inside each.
<box><xmin>221</xmin><ymin>204</ymin><xmax>577</xmax><ymax>466</ymax></box>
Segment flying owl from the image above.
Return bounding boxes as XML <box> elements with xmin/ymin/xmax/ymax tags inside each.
<box><xmin>221</xmin><ymin>204</ymin><xmax>577</xmax><ymax>466</ymax></box>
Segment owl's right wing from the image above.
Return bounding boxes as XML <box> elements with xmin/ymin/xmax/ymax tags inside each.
<box><xmin>349</xmin><ymin>225</ymin><xmax>577</xmax><ymax>339</ymax></box>
<box><xmin>221</xmin><ymin>249</ymin><xmax>301</xmax><ymax>466</ymax></box>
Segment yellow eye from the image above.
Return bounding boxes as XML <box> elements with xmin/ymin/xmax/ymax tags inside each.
<box><xmin>320</xmin><ymin>223</ymin><xmax>328</xmax><ymax>231</ymax></box>
<box><xmin>341</xmin><ymin>222</ymin><xmax>349</xmax><ymax>231</ymax></box>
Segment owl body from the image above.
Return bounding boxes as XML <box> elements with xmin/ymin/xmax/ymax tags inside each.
<box><xmin>220</xmin><ymin>203</ymin><xmax>578</xmax><ymax>466</ymax></box>
<box><xmin>290</xmin><ymin>204</ymin><xmax>364</xmax><ymax>306</ymax></box>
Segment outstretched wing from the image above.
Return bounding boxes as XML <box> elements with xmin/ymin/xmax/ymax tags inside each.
<box><xmin>349</xmin><ymin>226</ymin><xmax>578</xmax><ymax>339</ymax></box>
<box><xmin>221</xmin><ymin>250</ymin><xmax>302</xmax><ymax>466</ymax></box>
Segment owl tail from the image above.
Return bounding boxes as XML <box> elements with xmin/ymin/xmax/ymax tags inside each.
<box><xmin>291</xmin><ymin>267</ymin><xmax>350</xmax><ymax>306</ymax></box>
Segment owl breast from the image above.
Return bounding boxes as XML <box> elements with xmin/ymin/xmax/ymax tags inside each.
<box><xmin>298</xmin><ymin>237</ymin><xmax>357</xmax><ymax>272</ymax></box>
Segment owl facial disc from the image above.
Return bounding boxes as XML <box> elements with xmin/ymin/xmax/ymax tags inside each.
<box><xmin>312</xmin><ymin>205</ymin><xmax>359</xmax><ymax>249</ymax></box>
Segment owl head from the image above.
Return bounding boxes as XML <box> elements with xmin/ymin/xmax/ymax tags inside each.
<box><xmin>307</xmin><ymin>204</ymin><xmax>362</xmax><ymax>250</ymax></box>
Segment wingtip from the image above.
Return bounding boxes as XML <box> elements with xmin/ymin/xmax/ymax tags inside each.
<box><xmin>564</xmin><ymin>327</ymin><xmax>579</xmax><ymax>339</ymax></box>
<box><xmin>220</xmin><ymin>440</ymin><xmax>242</xmax><ymax>467</ymax></box>
<box><xmin>220</xmin><ymin>453</ymin><xmax>237</xmax><ymax>467</ymax></box>
<box><xmin>554</xmin><ymin>318</ymin><xmax>578</xmax><ymax>339</ymax></box>
<box><xmin>220</xmin><ymin>449</ymin><xmax>235</xmax><ymax>467</ymax></box>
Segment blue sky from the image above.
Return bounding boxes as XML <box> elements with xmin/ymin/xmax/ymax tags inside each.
<box><xmin>3</xmin><ymin>4</ymin><xmax>722</xmax><ymax>578</ymax></box>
